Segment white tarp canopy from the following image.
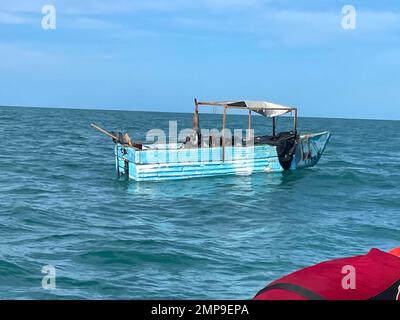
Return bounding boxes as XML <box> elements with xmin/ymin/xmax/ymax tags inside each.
<box><xmin>226</xmin><ymin>101</ymin><xmax>293</xmax><ymax>118</ymax></box>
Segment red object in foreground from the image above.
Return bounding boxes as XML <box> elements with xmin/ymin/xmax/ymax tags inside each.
<box><xmin>254</xmin><ymin>248</ymin><xmax>400</xmax><ymax>300</ymax></box>
<box><xmin>389</xmin><ymin>247</ymin><xmax>400</xmax><ymax>258</ymax></box>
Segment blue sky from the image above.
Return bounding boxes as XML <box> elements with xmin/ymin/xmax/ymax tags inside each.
<box><xmin>0</xmin><ymin>0</ymin><xmax>399</xmax><ymax>119</ymax></box>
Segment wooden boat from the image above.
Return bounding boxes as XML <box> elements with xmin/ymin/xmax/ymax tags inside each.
<box><xmin>92</xmin><ymin>99</ymin><xmax>330</xmax><ymax>181</ymax></box>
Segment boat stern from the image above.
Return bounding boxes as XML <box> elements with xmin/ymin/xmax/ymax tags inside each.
<box><xmin>294</xmin><ymin>131</ymin><xmax>331</xmax><ymax>169</ymax></box>
<box><xmin>114</xmin><ymin>144</ymin><xmax>137</xmax><ymax>179</ymax></box>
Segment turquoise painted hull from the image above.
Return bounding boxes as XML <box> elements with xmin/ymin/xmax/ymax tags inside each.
<box><xmin>114</xmin><ymin>132</ymin><xmax>330</xmax><ymax>181</ymax></box>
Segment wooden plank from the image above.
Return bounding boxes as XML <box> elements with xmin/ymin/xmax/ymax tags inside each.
<box><xmin>91</xmin><ymin>123</ymin><xmax>118</xmax><ymax>140</ymax></box>
<box><xmin>222</xmin><ymin>106</ymin><xmax>227</xmax><ymax>161</ymax></box>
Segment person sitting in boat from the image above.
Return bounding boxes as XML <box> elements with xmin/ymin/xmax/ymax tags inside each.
<box><xmin>183</xmin><ymin>105</ymin><xmax>202</xmax><ymax>148</ymax></box>
<box><xmin>254</xmin><ymin>247</ymin><xmax>400</xmax><ymax>300</ymax></box>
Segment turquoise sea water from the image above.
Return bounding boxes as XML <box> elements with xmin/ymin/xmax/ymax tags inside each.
<box><xmin>0</xmin><ymin>106</ymin><xmax>399</xmax><ymax>299</ymax></box>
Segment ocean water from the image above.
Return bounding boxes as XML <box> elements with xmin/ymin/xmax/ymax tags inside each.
<box><xmin>0</xmin><ymin>106</ymin><xmax>399</xmax><ymax>299</ymax></box>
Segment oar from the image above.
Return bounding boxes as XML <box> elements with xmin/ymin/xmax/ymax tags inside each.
<box><xmin>91</xmin><ymin>123</ymin><xmax>118</xmax><ymax>140</ymax></box>
<box><xmin>91</xmin><ymin>123</ymin><xmax>142</xmax><ymax>149</ymax></box>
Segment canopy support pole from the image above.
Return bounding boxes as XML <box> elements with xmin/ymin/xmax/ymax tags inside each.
<box><xmin>293</xmin><ymin>109</ymin><xmax>297</xmax><ymax>133</ymax></box>
<box><xmin>272</xmin><ymin>117</ymin><xmax>276</xmax><ymax>137</ymax></box>
<box><xmin>247</xmin><ymin>109</ymin><xmax>252</xmax><ymax>142</ymax></box>
<box><xmin>222</xmin><ymin>106</ymin><xmax>227</xmax><ymax>162</ymax></box>
<box><xmin>193</xmin><ymin>98</ymin><xmax>201</xmax><ymax>147</ymax></box>
<box><xmin>248</xmin><ymin>109</ymin><xmax>252</xmax><ymax>130</ymax></box>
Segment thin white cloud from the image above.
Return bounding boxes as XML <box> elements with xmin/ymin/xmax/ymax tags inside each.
<box><xmin>65</xmin><ymin>17</ymin><xmax>122</xmax><ymax>30</ymax></box>
<box><xmin>171</xmin><ymin>9</ymin><xmax>400</xmax><ymax>47</ymax></box>
<box><xmin>1</xmin><ymin>1</ymin><xmax>400</xmax><ymax>47</ymax></box>
<box><xmin>0</xmin><ymin>11</ymin><xmax>32</xmax><ymax>24</ymax></box>
<box><xmin>0</xmin><ymin>0</ymin><xmax>263</xmax><ymax>15</ymax></box>
<box><xmin>0</xmin><ymin>42</ymin><xmax>61</xmax><ymax>70</ymax></box>
<box><xmin>357</xmin><ymin>11</ymin><xmax>400</xmax><ymax>32</ymax></box>
<box><xmin>0</xmin><ymin>41</ymin><xmax>125</xmax><ymax>72</ymax></box>
<box><xmin>204</xmin><ymin>0</ymin><xmax>262</xmax><ymax>10</ymax></box>
<box><xmin>0</xmin><ymin>1</ymin><xmax>44</xmax><ymax>13</ymax></box>
<box><xmin>261</xmin><ymin>10</ymin><xmax>400</xmax><ymax>47</ymax></box>
<box><xmin>0</xmin><ymin>0</ymin><xmax>181</xmax><ymax>15</ymax></box>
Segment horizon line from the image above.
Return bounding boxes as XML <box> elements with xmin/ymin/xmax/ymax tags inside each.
<box><xmin>1</xmin><ymin>104</ymin><xmax>399</xmax><ymax>122</ymax></box>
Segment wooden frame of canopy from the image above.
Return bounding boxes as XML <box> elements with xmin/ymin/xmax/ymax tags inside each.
<box><xmin>193</xmin><ymin>98</ymin><xmax>297</xmax><ymax>161</ymax></box>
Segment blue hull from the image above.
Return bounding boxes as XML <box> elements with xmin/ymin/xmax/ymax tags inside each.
<box><xmin>114</xmin><ymin>132</ymin><xmax>330</xmax><ymax>181</ymax></box>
